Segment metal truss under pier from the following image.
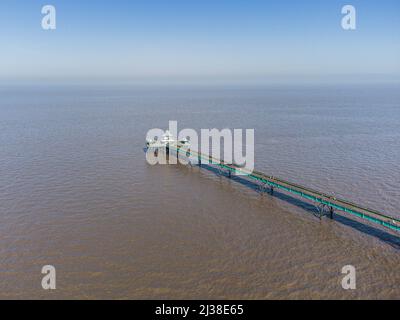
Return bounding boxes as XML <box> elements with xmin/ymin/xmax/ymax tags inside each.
<box><xmin>167</xmin><ymin>145</ymin><xmax>400</xmax><ymax>234</ymax></box>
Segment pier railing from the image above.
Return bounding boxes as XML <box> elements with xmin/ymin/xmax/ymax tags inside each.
<box><xmin>169</xmin><ymin>145</ymin><xmax>400</xmax><ymax>233</ymax></box>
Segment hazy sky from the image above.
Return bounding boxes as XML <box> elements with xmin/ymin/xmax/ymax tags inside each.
<box><xmin>0</xmin><ymin>0</ymin><xmax>399</xmax><ymax>83</ymax></box>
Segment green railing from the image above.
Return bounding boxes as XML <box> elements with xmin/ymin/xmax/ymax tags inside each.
<box><xmin>169</xmin><ymin>146</ymin><xmax>400</xmax><ymax>233</ymax></box>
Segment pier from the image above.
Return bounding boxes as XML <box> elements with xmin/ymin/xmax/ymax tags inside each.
<box><xmin>167</xmin><ymin>145</ymin><xmax>400</xmax><ymax>234</ymax></box>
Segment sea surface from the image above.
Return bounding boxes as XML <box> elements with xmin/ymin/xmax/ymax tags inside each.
<box><xmin>0</xmin><ymin>84</ymin><xmax>399</xmax><ymax>299</ymax></box>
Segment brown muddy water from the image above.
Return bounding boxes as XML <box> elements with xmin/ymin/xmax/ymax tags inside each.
<box><xmin>0</xmin><ymin>84</ymin><xmax>399</xmax><ymax>299</ymax></box>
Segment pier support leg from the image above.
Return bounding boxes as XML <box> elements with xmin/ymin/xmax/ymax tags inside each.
<box><xmin>165</xmin><ymin>146</ymin><xmax>170</xmax><ymax>162</ymax></box>
<box><xmin>198</xmin><ymin>156</ymin><xmax>201</xmax><ymax>167</ymax></box>
<box><xmin>270</xmin><ymin>186</ymin><xmax>274</xmax><ymax>195</ymax></box>
<box><xmin>329</xmin><ymin>206</ymin><xmax>334</xmax><ymax>219</ymax></box>
<box><xmin>228</xmin><ymin>170</ymin><xmax>232</xmax><ymax>178</ymax></box>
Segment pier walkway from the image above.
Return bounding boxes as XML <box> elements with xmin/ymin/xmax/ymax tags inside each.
<box><xmin>168</xmin><ymin>145</ymin><xmax>400</xmax><ymax>233</ymax></box>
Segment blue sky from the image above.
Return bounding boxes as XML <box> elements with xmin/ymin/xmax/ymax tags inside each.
<box><xmin>0</xmin><ymin>0</ymin><xmax>399</xmax><ymax>83</ymax></box>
